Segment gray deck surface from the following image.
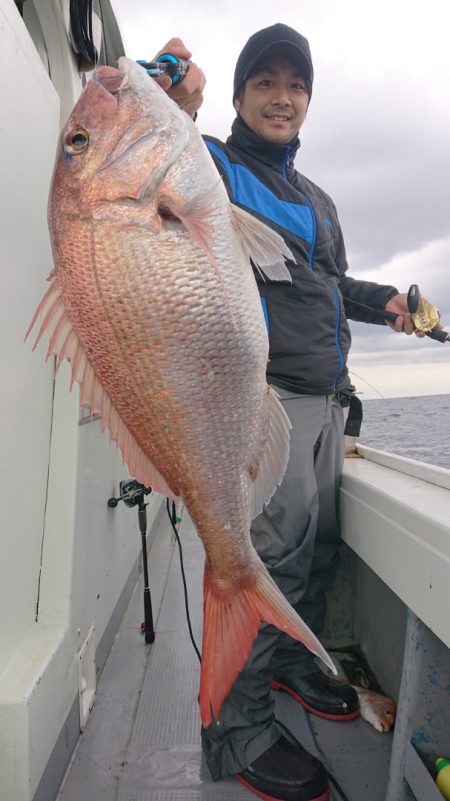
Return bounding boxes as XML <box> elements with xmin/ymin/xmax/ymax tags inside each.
<box><xmin>57</xmin><ymin>508</ymin><xmax>392</xmax><ymax>801</ymax></box>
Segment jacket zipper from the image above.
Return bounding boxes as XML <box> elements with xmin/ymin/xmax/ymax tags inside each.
<box><xmin>284</xmin><ymin>146</ymin><xmax>342</xmax><ymax>386</ymax></box>
<box><xmin>330</xmin><ymin>286</ymin><xmax>345</xmax><ymax>389</ymax></box>
<box><xmin>283</xmin><ymin>146</ymin><xmax>316</xmax><ymax>269</ymax></box>
<box><xmin>282</xmin><ymin>146</ymin><xmax>290</xmax><ymax>179</ymax></box>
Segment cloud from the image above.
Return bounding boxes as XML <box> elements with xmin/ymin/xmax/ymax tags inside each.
<box><xmin>354</xmin><ymin>235</ymin><xmax>450</xmax><ymax>314</ymax></box>
<box><xmin>346</xmin><ymin>235</ymin><xmax>450</xmax><ymax>393</ymax></box>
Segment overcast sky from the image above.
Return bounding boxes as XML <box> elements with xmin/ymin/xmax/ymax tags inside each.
<box><xmin>114</xmin><ymin>0</ymin><xmax>450</xmax><ymax>399</ymax></box>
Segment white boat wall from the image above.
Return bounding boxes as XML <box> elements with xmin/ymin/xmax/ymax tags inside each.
<box><xmin>1</xmin><ymin>2</ymin><xmax>450</xmax><ymax>801</ymax></box>
<box><xmin>329</xmin><ymin>443</ymin><xmax>450</xmax><ymax>800</ymax></box>
<box><xmin>0</xmin><ymin>3</ymin><xmax>165</xmax><ymax>800</ymax></box>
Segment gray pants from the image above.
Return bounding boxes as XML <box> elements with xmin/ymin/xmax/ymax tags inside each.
<box><xmin>202</xmin><ymin>390</ymin><xmax>345</xmax><ymax>779</ymax></box>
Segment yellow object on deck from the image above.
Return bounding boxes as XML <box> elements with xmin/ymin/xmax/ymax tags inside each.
<box><xmin>436</xmin><ymin>758</ymin><xmax>450</xmax><ymax>800</ymax></box>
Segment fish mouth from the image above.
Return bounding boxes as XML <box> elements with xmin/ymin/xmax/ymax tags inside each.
<box><xmin>92</xmin><ymin>65</ymin><xmax>124</xmax><ymax>94</ymax></box>
<box><xmin>92</xmin><ymin>58</ymin><xmax>167</xmax><ymax>103</ymax></box>
<box><xmin>91</xmin><ymin>58</ymin><xmax>189</xmax><ymax>199</ymax></box>
<box><xmin>88</xmin><ymin>64</ymin><xmax>154</xmax><ymax>177</ymax></box>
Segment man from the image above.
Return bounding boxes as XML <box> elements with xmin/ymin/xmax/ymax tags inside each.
<box><xmin>152</xmin><ymin>24</ymin><xmax>435</xmax><ymax>801</ymax></box>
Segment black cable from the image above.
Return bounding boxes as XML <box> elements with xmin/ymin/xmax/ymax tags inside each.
<box><xmin>165</xmin><ymin>499</ymin><xmax>202</xmax><ymax>663</ymax></box>
<box><xmin>70</xmin><ymin>0</ymin><xmax>98</xmax><ymax>65</ymax></box>
<box><xmin>327</xmin><ymin>771</ymin><xmax>351</xmax><ymax>801</ymax></box>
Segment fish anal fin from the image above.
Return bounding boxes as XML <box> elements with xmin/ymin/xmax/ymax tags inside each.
<box><xmin>200</xmin><ymin>561</ymin><xmax>335</xmax><ymax>727</ymax></box>
<box><xmin>231</xmin><ymin>203</ymin><xmax>294</xmax><ymax>282</ymax></box>
<box><xmin>27</xmin><ymin>278</ymin><xmax>179</xmax><ymax>500</ymax></box>
<box><xmin>249</xmin><ymin>386</ymin><xmax>291</xmax><ymax>518</ymax></box>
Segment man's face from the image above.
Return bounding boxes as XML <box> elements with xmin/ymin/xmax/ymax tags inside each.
<box><xmin>234</xmin><ymin>57</ymin><xmax>309</xmax><ymax>144</ymax></box>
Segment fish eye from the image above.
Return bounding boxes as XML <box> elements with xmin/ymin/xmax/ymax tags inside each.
<box><xmin>64</xmin><ymin>128</ymin><xmax>90</xmax><ymax>155</ymax></box>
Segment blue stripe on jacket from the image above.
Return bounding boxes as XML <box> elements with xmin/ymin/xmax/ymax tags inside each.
<box><xmin>205</xmin><ymin>140</ymin><xmax>314</xmax><ymax>246</ymax></box>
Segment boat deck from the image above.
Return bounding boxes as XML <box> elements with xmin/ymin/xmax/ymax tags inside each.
<box><xmin>57</xmin><ymin>507</ymin><xmax>392</xmax><ymax>801</ymax></box>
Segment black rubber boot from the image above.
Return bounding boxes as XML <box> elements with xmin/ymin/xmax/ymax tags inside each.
<box><xmin>272</xmin><ymin>670</ymin><xmax>359</xmax><ymax>721</ymax></box>
<box><xmin>236</xmin><ymin>734</ymin><xmax>330</xmax><ymax>801</ymax></box>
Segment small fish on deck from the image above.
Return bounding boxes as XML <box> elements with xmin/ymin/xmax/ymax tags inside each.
<box><xmin>330</xmin><ymin>654</ymin><xmax>397</xmax><ymax>732</ymax></box>
<box><xmin>352</xmin><ymin>686</ymin><xmax>397</xmax><ymax>733</ymax></box>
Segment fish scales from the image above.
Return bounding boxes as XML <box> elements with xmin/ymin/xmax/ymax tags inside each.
<box><xmin>93</xmin><ymin>221</ymin><xmax>265</xmax><ymax>509</ymax></box>
<box><xmin>96</xmin><ymin>220</ymin><xmax>265</xmax><ymax>573</ymax></box>
<box><xmin>28</xmin><ymin>57</ymin><xmax>335</xmax><ymax>725</ymax></box>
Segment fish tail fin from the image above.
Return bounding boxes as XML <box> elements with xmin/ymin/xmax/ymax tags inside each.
<box><xmin>200</xmin><ymin>561</ymin><xmax>336</xmax><ymax>726</ymax></box>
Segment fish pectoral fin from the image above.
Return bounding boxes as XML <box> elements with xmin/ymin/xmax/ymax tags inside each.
<box><xmin>249</xmin><ymin>386</ymin><xmax>291</xmax><ymax>518</ymax></box>
<box><xmin>230</xmin><ymin>204</ymin><xmax>294</xmax><ymax>282</ymax></box>
<box><xmin>200</xmin><ymin>560</ymin><xmax>335</xmax><ymax>727</ymax></box>
<box><xmin>160</xmin><ymin>191</ymin><xmax>214</xmax><ymax>254</ymax></box>
<box><xmin>26</xmin><ymin>277</ymin><xmax>179</xmax><ymax>501</ymax></box>
<box><xmin>161</xmin><ymin>195</ymin><xmax>229</xmax><ymax>289</ymax></box>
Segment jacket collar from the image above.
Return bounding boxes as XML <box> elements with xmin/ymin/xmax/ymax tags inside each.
<box><xmin>226</xmin><ymin>115</ymin><xmax>300</xmax><ymax>171</ymax></box>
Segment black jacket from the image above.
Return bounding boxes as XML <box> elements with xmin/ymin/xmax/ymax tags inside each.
<box><xmin>204</xmin><ymin>116</ymin><xmax>398</xmax><ymax>395</ymax></box>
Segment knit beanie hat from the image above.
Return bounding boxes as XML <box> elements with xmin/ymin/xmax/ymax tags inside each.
<box><xmin>233</xmin><ymin>23</ymin><xmax>313</xmax><ymax>102</ymax></box>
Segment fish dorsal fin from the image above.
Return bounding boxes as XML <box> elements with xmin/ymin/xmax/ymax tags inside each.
<box><xmin>249</xmin><ymin>386</ymin><xmax>291</xmax><ymax>518</ymax></box>
<box><xmin>231</xmin><ymin>204</ymin><xmax>294</xmax><ymax>282</ymax></box>
<box><xmin>26</xmin><ymin>277</ymin><xmax>179</xmax><ymax>500</ymax></box>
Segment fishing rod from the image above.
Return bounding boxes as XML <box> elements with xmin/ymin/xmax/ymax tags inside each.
<box><xmin>107</xmin><ymin>481</ymin><xmax>201</xmax><ymax>658</ymax></box>
<box><xmin>344</xmin><ymin>284</ymin><xmax>449</xmax><ymax>343</ymax></box>
<box><xmin>108</xmin><ymin>480</ymin><xmax>155</xmax><ymax>643</ymax></box>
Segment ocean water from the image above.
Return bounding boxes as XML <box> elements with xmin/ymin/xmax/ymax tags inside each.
<box><xmin>357</xmin><ymin>393</ymin><xmax>450</xmax><ymax>470</ymax></box>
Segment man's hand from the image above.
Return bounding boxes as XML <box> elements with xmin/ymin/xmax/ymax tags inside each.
<box><xmin>385</xmin><ymin>292</ymin><xmax>444</xmax><ymax>337</ymax></box>
<box><xmin>153</xmin><ymin>38</ymin><xmax>206</xmax><ymax>119</ymax></box>
<box><xmin>384</xmin><ymin>293</ymin><xmax>418</xmax><ymax>335</ymax></box>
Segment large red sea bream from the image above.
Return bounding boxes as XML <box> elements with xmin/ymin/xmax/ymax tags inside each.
<box><xmin>27</xmin><ymin>57</ymin><xmax>334</xmax><ymax>724</ymax></box>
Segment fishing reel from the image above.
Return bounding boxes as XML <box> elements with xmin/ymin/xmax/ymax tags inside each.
<box><xmin>107</xmin><ymin>479</ymin><xmax>152</xmax><ymax>509</ymax></box>
<box><xmin>406</xmin><ymin>285</ymin><xmax>448</xmax><ymax>341</ymax></box>
<box><xmin>345</xmin><ymin>284</ymin><xmax>449</xmax><ymax>342</ymax></box>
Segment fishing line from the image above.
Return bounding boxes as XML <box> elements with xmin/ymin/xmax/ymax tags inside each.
<box><xmin>166</xmin><ymin>499</ymin><xmax>202</xmax><ymax>663</ymax></box>
<box><xmin>349</xmin><ymin>370</ymin><xmax>386</xmax><ymax>400</ymax></box>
